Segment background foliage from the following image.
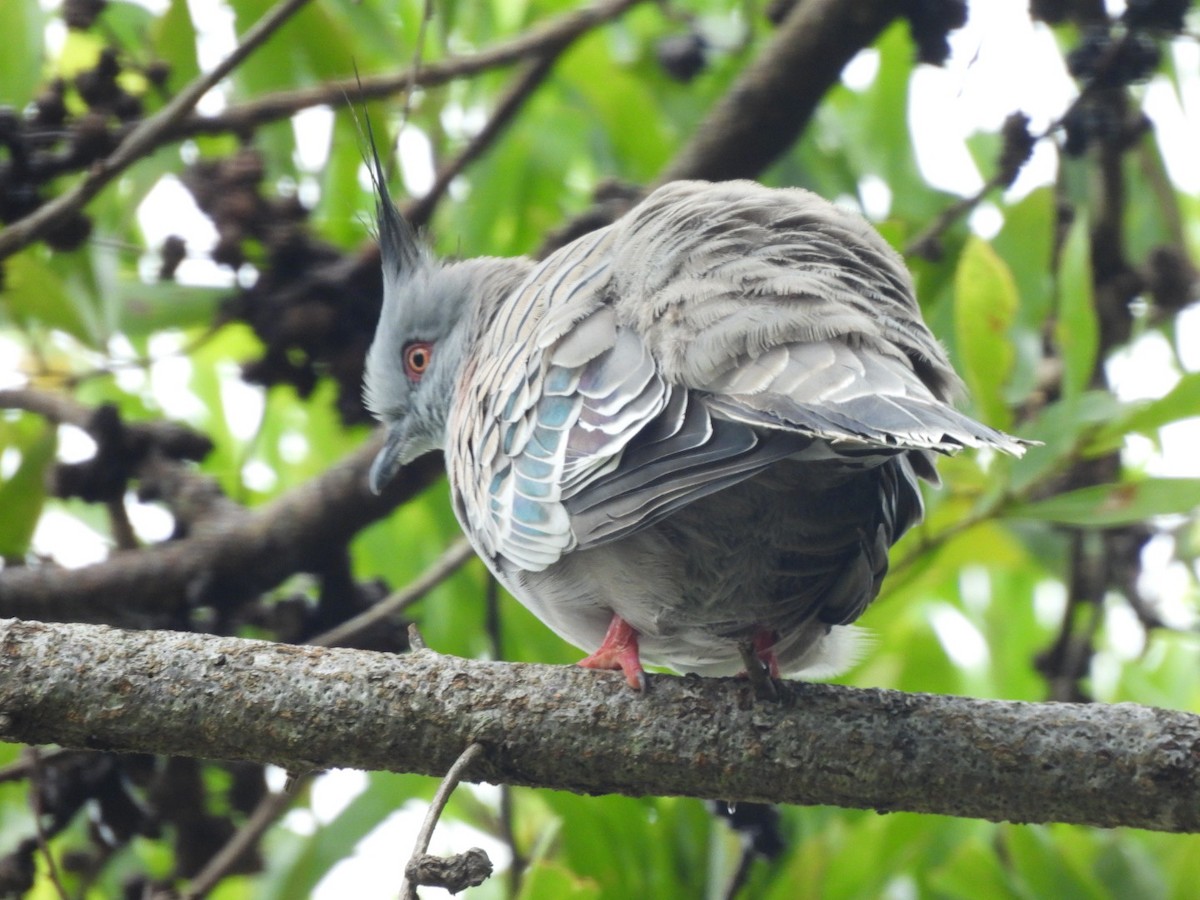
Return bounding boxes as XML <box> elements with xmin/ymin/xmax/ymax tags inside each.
<box><xmin>2</xmin><ymin>0</ymin><xmax>1199</xmax><ymax>896</ymax></box>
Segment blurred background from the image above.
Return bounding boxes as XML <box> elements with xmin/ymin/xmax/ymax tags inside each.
<box><xmin>2</xmin><ymin>0</ymin><xmax>1199</xmax><ymax>896</ymax></box>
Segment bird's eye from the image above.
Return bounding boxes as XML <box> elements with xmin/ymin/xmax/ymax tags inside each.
<box><xmin>403</xmin><ymin>341</ymin><xmax>433</xmax><ymax>380</ymax></box>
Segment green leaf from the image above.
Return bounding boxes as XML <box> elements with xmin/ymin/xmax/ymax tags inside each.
<box><xmin>1007</xmin><ymin>390</ymin><xmax>1123</xmax><ymax>495</ymax></box>
<box><xmin>996</xmin><ymin>827</ymin><xmax>1099</xmax><ymax>900</ymax></box>
<box><xmin>1086</xmin><ymin>371</ymin><xmax>1200</xmax><ymax>454</ymax></box>
<box><xmin>1055</xmin><ymin>215</ymin><xmax>1100</xmax><ymax>398</ymax></box>
<box><xmin>517</xmin><ymin>861</ymin><xmax>602</xmax><ymax>900</ymax></box>
<box><xmin>152</xmin><ymin>0</ymin><xmax>202</xmax><ymax>91</ymax></box>
<box><xmin>953</xmin><ymin>237</ymin><xmax>1019</xmax><ymax>428</ymax></box>
<box><xmin>117</xmin><ymin>281</ymin><xmax>225</xmax><ymax>339</ymax></box>
<box><xmin>1011</xmin><ymin>478</ymin><xmax>1200</xmax><ymax>527</ymax></box>
<box><xmin>965</xmin><ymin>130</ymin><xmax>1001</xmax><ymax>179</ymax></box>
<box><xmin>58</xmin><ymin>29</ymin><xmax>106</xmax><ymax>83</ymax></box>
<box><xmin>261</xmin><ymin>772</ymin><xmax>437</xmax><ymax>900</ymax></box>
<box><xmin>0</xmin><ymin>419</ymin><xmax>55</xmax><ymax>559</ymax></box>
<box><xmin>100</xmin><ymin>2</ymin><xmax>158</xmax><ymax>55</ymax></box>
<box><xmin>993</xmin><ymin>186</ymin><xmax>1055</xmax><ymax>330</ymax></box>
<box><xmin>2</xmin><ymin>251</ymin><xmax>102</xmax><ymax>346</ymax></box>
<box><xmin>0</xmin><ymin>0</ymin><xmax>45</xmax><ymax>105</ymax></box>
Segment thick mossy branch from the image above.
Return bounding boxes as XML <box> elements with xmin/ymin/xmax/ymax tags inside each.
<box><xmin>2</xmin><ymin>618</ymin><xmax>1198</xmax><ymax>833</ymax></box>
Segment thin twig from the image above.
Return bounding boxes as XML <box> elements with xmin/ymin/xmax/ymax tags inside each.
<box><xmin>904</xmin><ymin>175</ymin><xmax>1005</xmax><ymax>260</ymax></box>
<box><xmin>0</xmin><ymin>0</ymin><xmax>317</xmax><ymax>260</ymax></box>
<box><xmin>905</xmin><ymin>23</ymin><xmax>1165</xmax><ymax>262</ymax></box>
<box><xmin>498</xmin><ymin>782</ymin><xmax>524</xmax><ymax>898</ymax></box>
<box><xmin>0</xmin><ymin>387</ymin><xmax>94</xmax><ymax>427</ymax></box>
<box><xmin>722</xmin><ymin>843</ymin><xmax>756</xmax><ymax>900</ymax></box>
<box><xmin>0</xmin><ymin>0</ymin><xmax>646</xmax><ymax>264</ymax></box>
<box><xmin>308</xmin><ymin>536</ymin><xmax>474</xmax><ymax>648</ymax></box>
<box><xmin>26</xmin><ymin>749</ymin><xmax>70</xmax><ymax>900</ymax></box>
<box><xmin>482</xmin><ymin>575</ymin><xmax>526</xmax><ymax>897</ymax></box>
<box><xmin>399</xmin><ymin>742</ymin><xmax>487</xmax><ymax>900</ymax></box>
<box><xmin>405</xmin><ymin>51</ymin><xmax>564</xmax><ymax>229</ymax></box>
<box><xmin>407</xmin><ymin>622</ymin><xmax>429</xmax><ymax>652</ymax></box>
<box><xmin>171</xmin><ymin>0</ymin><xmax>644</xmax><ymax>144</ymax></box>
<box><xmin>399</xmin><ymin>0</ymin><xmax>436</xmax><ymax>127</ymax></box>
<box><xmin>380</xmin><ymin>0</ymin><xmax>436</xmax><ymax>185</ymax></box>
<box><xmin>0</xmin><ymin>750</ymin><xmax>65</xmax><ymax>784</ymax></box>
<box><xmin>906</xmin><ymin>111</ymin><xmax>1035</xmax><ymax>259</ymax></box>
<box><xmin>179</xmin><ymin>775</ymin><xmax>312</xmax><ymax>900</ymax></box>
<box><xmin>107</xmin><ymin>499</ymin><xmax>140</xmax><ymax>551</ymax></box>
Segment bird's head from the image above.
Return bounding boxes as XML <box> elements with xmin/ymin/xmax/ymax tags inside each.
<box><xmin>362</xmin><ymin>138</ymin><xmax>532</xmax><ymax>495</ymax></box>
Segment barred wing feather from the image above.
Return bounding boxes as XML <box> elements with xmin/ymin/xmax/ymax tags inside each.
<box><xmin>450</xmin><ymin>179</ymin><xmax>1027</xmax><ymax>576</ymax></box>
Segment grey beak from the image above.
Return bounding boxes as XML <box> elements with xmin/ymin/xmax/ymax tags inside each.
<box><xmin>369</xmin><ymin>426</ymin><xmax>409</xmax><ymax>495</ymax></box>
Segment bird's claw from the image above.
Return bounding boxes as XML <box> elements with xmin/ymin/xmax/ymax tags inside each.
<box><xmin>578</xmin><ymin>615</ymin><xmax>647</xmax><ymax>691</ymax></box>
<box><xmin>739</xmin><ymin>632</ymin><xmax>782</xmax><ymax>701</ymax></box>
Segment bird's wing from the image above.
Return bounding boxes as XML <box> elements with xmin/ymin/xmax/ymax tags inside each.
<box><xmin>698</xmin><ymin>338</ymin><xmax>1026</xmax><ymax>457</ymax></box>
<box><xmin>609</xmin><ymin>180</ymin><xmax>1029</xmax><ymax>457</ymax></box>
<box><xmin>449</xmin><ymin>226</ymin><xmax>804</xmax><ymax>573</ymax></box>
<box><xmin>450</xmin><ymin>180</ymin><xmax>1026</xmax><ymax>574</ymax></box>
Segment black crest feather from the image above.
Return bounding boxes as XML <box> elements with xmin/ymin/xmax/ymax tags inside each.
<box><xmin>354</xmin><ymin>104</ymin><xmax>424</xmax><ymax>283</ymax></box>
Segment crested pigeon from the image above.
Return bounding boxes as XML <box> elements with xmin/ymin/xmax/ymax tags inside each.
<box><xmin>364</xmin><ymin>173</ymin><xmax>1028</xmax><ymax>690</ymax></box>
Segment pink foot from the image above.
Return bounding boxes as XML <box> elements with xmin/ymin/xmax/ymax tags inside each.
<box><xmin>578</xmin><ymin>615</ymin><xmax>647</xmax><ymax>691</ymax></box>
<box><xmin>752</xmin><ymin>629</ymin><xmax>781</xmax><ymax>679</ymax></box>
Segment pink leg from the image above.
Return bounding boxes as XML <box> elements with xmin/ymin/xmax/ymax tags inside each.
<box><xmin>752</xmin><ymin>629</ymin><xmax>781</xmax><ymax>679</ymax></box>
<box><xmin>578</xmin><ymin>615</ymin><xmax>647</xmax><ymax>691</ymax></box>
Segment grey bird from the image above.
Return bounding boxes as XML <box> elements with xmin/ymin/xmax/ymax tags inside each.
<box><xmin>364</xmin><ymin>173</ymin><xmax>1028</xmax><ymax>690</ymax></box>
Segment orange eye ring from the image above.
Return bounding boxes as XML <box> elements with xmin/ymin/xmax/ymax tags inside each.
<box><xmin>403</xmin><ymin>341</ymin><xmax>433</xmax><ymax>380</ymax></box>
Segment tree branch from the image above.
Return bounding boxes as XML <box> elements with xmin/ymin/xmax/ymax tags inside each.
<box><xmin>3</xmin><ymin>618</ymin><xmax>1198</xmax><ymax>833</ymax></box>
<box><xmin>0</xmin><ymin>0</ymin><xmax>316</xmax><ymax>260</ymax></box>
<box><xmin>404</xmin><ymin>51</ymin><xmax>564</xmax><ymax>229</ymax></box>
<box><xmin>0</xmin><ymin>387</ymin><xmax>233</xmax><ymax>534</ymax></box>
<box><xmin>179</xmin><ymin>779</ymin><xmax>307</xmax><ymax>900</ymax></box>
<box><xmin>657</xmin><ymin>0</ymin><xmax>900</xmax><ymax>183</ymax></box>
<box><xmin>539</xmin><ymin>0</ymin><xmax>902</xmax><ymax>256</ymax></box>
<box><xmin>401</xmin><ymin>742</ymin><xmax>490</xmax><ymax>899</ymax></box>
<box><xmin>169</xmin><ymin>0</ymin><xmax>645</xmax><ymax>143</ymax></box>
<box><xmin>0</xmin><ymin>0</ymin><xmax>645</xmax><ymax>261</ymax></box>
<box><xmin>0</xmin><ymin>435</ymin><xmax>443</xmax><ymax>627</ymax></box>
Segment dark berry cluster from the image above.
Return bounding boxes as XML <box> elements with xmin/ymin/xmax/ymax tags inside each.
<box><xmin>1033</xmin><ymin>0</ymin><xmax>1190</xmax><ymax>29</ymax></box>
<box><xmin>1061</xmin><ymin>97</ymin><xmax>1151</xmax><ymax>157</ymax></box>
<box><xmin>181</xmin><ymin>149</ymin><xmax>386</xmax><ymax>423</ymax></box>
<box><xmin>903</xmin><ymin>0</ymin><xmax>969</xmax><ymax>66</ymax></box>
<box><xmin>997</xmin><ymin>112</ymin><xmax>1037</xmax><ymax>189</ymax></box>
<box><xmin>0</xmin><ymin>751</ymin><xmax>269</xmax><ymax>899</ymax></box>
<box><xmin>656</xmin><ymin>31</ymin><xmax>709</xmax><ymax>83</ymax></box>
<box><xmin>1067</xmin><ymin>26</ymin><xmax>1161</xmax><ymax>88</ymax></box>
<box><xmin>0</xmin><ymin>26</ymin><xmax>169</xmax><ymax>251</ymax></box>
<box><xmin>1122</xmin><ymin>0</ymin><xmax>1191</xmax><ymax>32</ymax></box>
<box><xmin>52</xmin><ymin>403</ymin><xmax>213</xmax><ymax>505</ymax></box>
<box><xmin>1059</xmin><ymin>0</ymin><xmax>1191</xmax><ymax>157</ymax></box>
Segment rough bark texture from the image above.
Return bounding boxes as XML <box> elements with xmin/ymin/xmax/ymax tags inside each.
<box><xmin>3</xmin><ymin>618</ymin><xmax>1198</xmax><ymax>833</ymax></box>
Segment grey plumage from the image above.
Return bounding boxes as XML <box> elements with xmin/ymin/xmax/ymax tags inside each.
<box><xmin>365</xmin><ymin>175</ymin><xmax>1028</xmax><ymax>686</ymax></box>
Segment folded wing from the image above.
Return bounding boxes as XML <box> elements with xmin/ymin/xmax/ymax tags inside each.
<box><xmin>450</xmin><ymin>180</ymin><xmax>1028</xmax><ymax>575</ymax></box>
